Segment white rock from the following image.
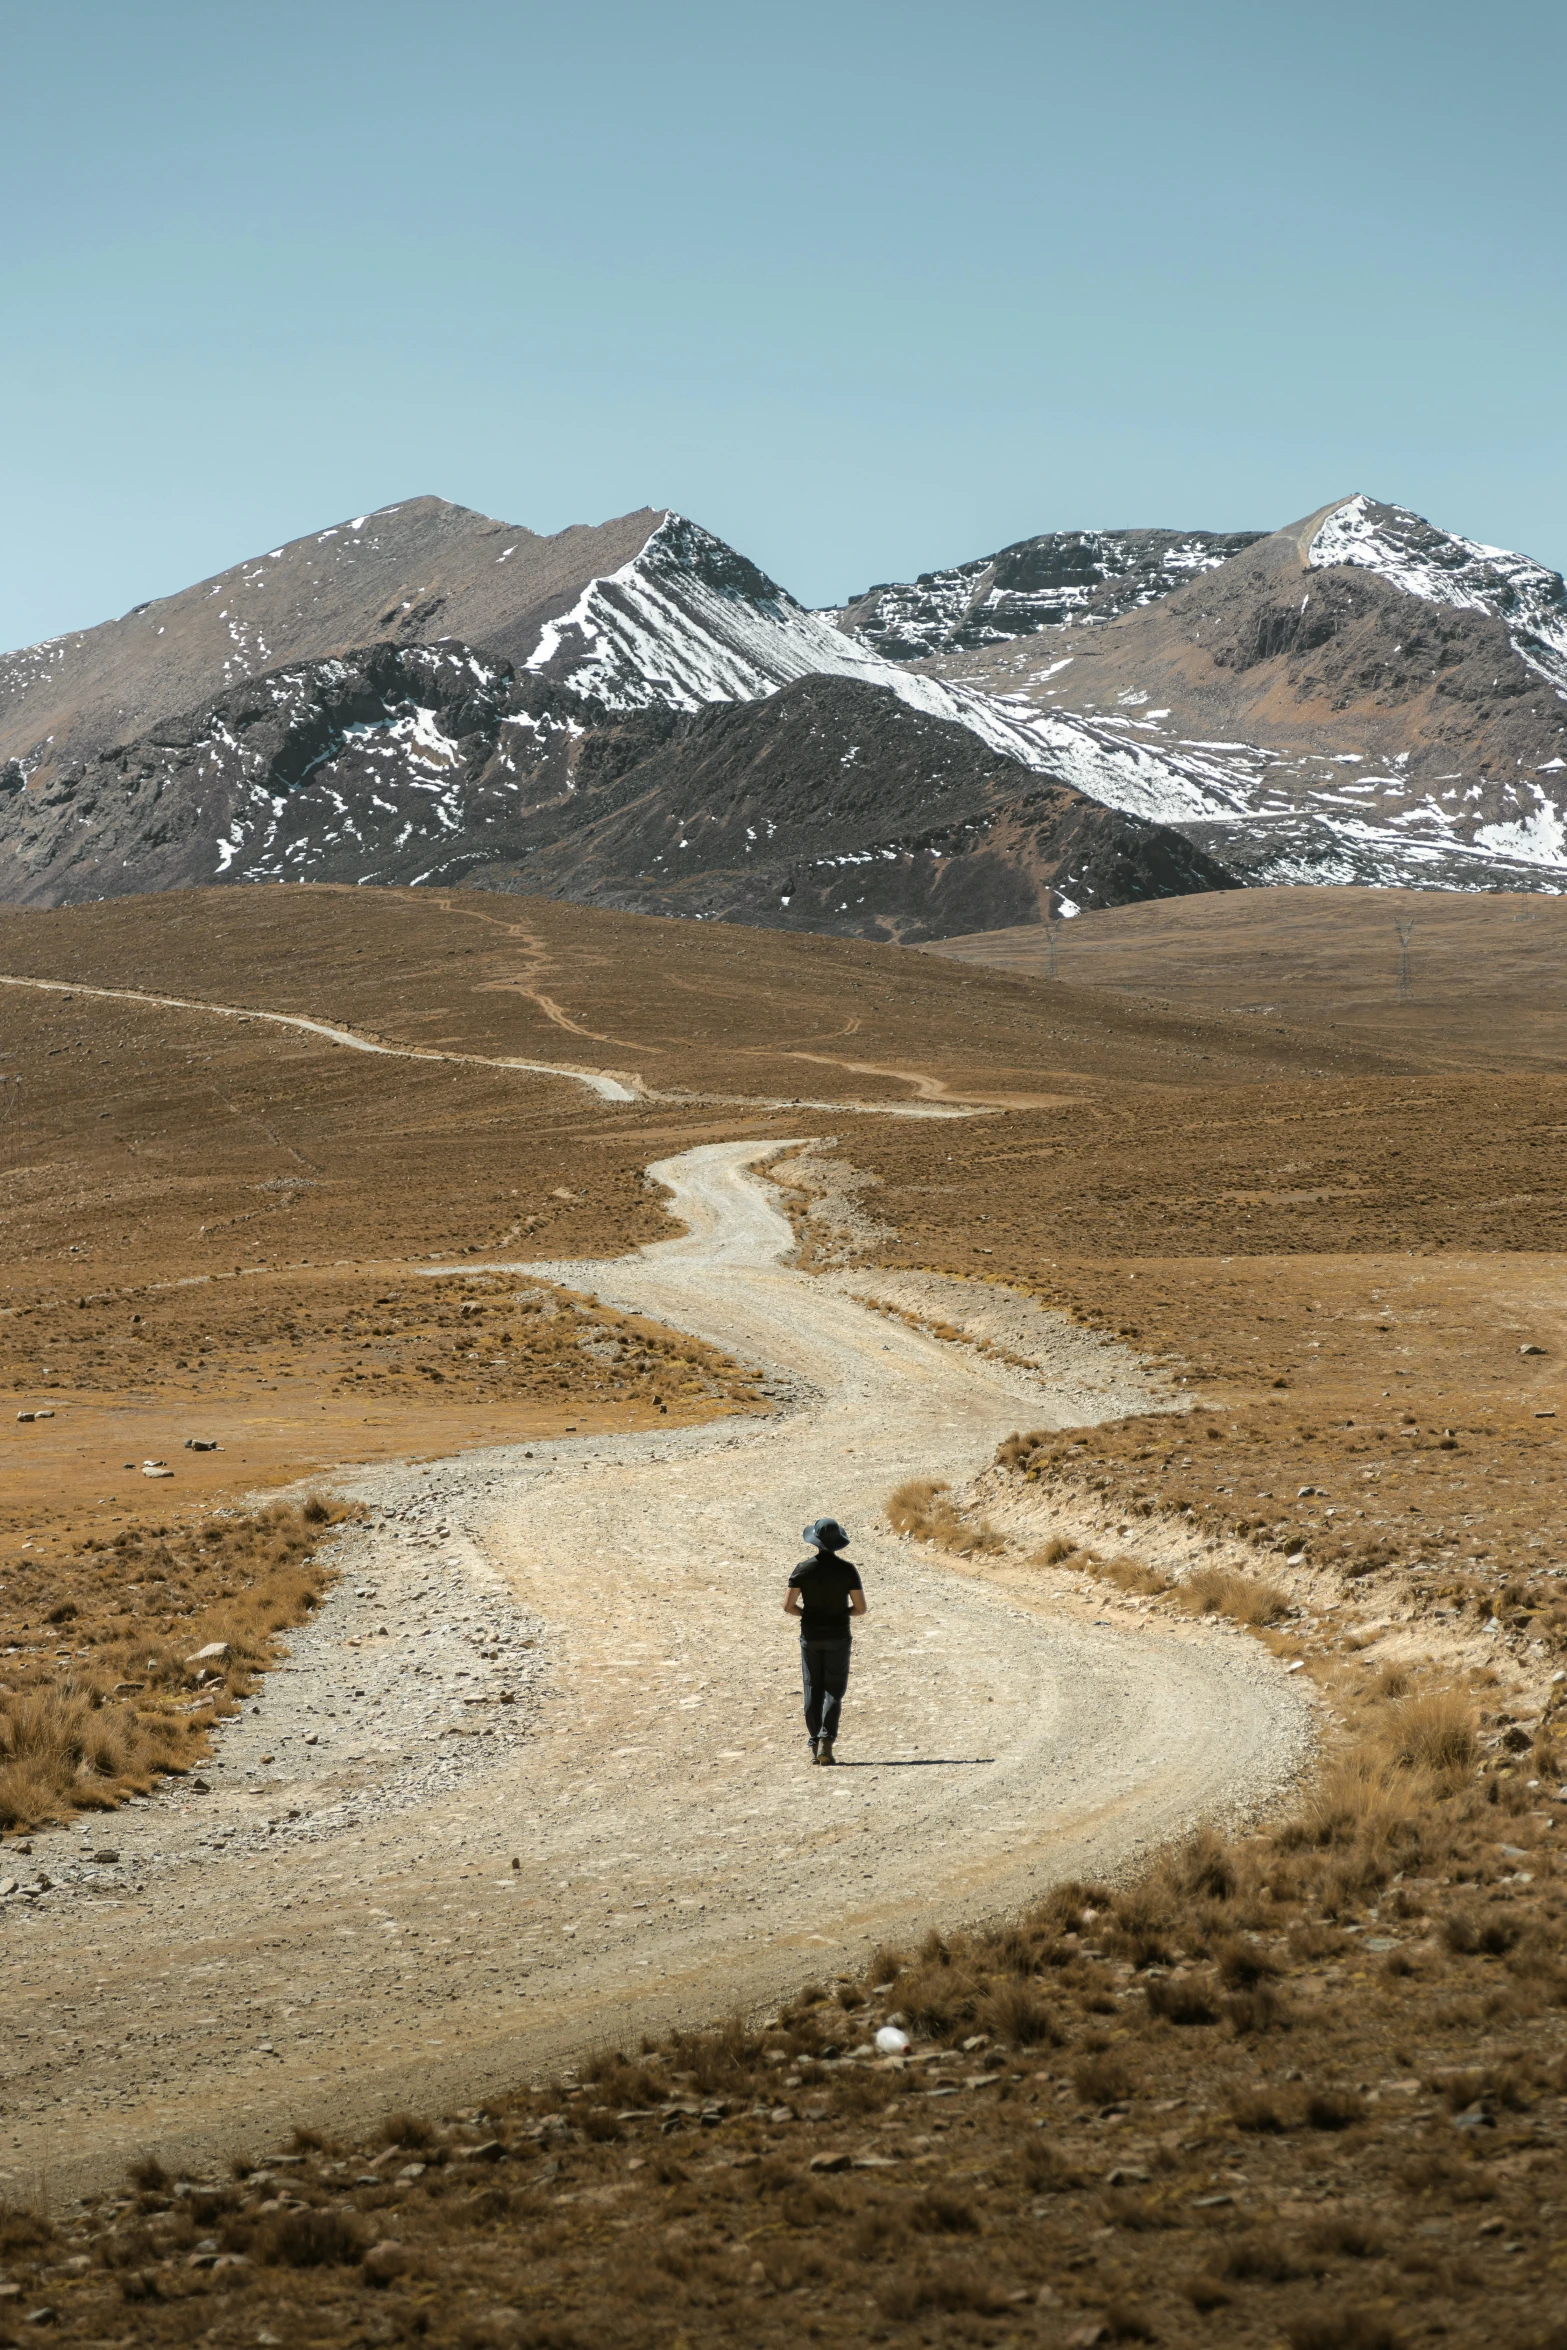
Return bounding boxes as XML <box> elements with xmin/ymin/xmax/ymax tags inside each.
<box><xmin>874</xmin><ymin>2025</ymin><xmax>911</xmax><ymax>2054</ymax></box>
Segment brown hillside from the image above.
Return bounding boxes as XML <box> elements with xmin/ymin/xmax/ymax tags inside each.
<box><xmin>926</xmin><ymin>885</ymin><xmax>1567</xmax><ymax>1072</ymax></box>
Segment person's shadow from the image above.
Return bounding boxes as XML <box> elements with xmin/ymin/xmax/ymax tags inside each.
<box><xmin>831</xmin><ymin>1757</ymin><xmax>993</xmax><ymax>1768</ymax></box>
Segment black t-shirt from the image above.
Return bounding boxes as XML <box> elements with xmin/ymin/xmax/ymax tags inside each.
<box><xmin>789</xmin><ymin>1552</ymin><xmax>863</xmax><ymax>1641</ymax></box>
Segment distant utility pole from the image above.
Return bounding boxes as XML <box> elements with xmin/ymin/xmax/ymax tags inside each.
<box><xmin>1395</xmin><ymin>918</ymin><xmax>1415</xmax><ymax>1002</ymax></box>
<box><xmin>1044</xmin><ymin>908</ymin><xmax>1060</xmax><ymax>980</ymax></box>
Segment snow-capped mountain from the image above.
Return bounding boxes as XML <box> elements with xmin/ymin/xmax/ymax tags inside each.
<box><xmin>1305</xmin><ymin>495</ymin><xmax>1567</xmax><ymax>695</ymax></box>
<box><xmin>0</xmin><ymin>505</ymin><xmax>1235</xmax><ymax>933</ymax></box>
<box><xmin>4</xmin><ymin>489</ymin><xmax>1565</xmax><ymax>916</ymax></box>
<box><xmin>923</xmin><ymin>496</ymin><xmax>1567</xmax><ymax>893</ymax></box>
<box><xmin>829</xmin><ymin>528</ymin><xmax>1265</xmax><ymax>660</ymax></box>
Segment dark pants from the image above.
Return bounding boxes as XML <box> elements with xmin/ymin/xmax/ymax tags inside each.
<box><xmin>800</xmin><ymin>1638</ymin><xmax>851</xmax><ymax>1743</ymax></box>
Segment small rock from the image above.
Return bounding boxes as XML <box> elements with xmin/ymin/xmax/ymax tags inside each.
<box><xmin>92</xmin><ymin>1850</ymin><xmax>120</xmax><ymax>1865</ymax></box>
<box><xmin>396</xmin><ymin>2163</ymin><xmax>426</xmax><ymax>2182</ymax></box>
<box><xmin>303</xmin><ymin>1732</ymin><xmax>319</xmax><ymax>1746</ymax></box>
<box><xmin>1286</xmin><ymin>1659</ymin><xmax>1306</xmax><ymax>1674</ymax></box>
<box><xmin>809</xmin><ymin>2151</ymin><xmax>853</xmax><ymax>2173</ymax></box>
<box><xmin>23</xmin><ymin>2312</ymin><xmax>59</xmax><ymax>2329</ymax></box>
<box><xmin>1190</xmin><ymin>2192</ymin><xmax>1233</xmax><ymax>2207</ymax></box>
<box><xmin>0</xmin><ymin>1878</ymin><xmax>17</xmax><ymax>1897</ymax></box>
<box><xmin>1519</xmin><ymin>1344</ymin><xmax>1546</xmax><ymax>1356</ymax></box>
<box><xmin>1067</xmin><ymin>2326</ymin><xmax>1109</xmax><ymax>2348</ymax></box>
<box><xmin>184</xmin><ymin>1438</ymin><xmax>220</xmax><ymax>1452</ymax></box>
<box><xmin>142</xmin><ymin>1464</ymin><xmax>173</xmax><ymax>1479</ymax></box>
<box><xmin>1107</xmin><ymin>2166</ymin><xmax>1152</xmax><ymax>2187</ymax></box>
<box><xmin>187</xmin><ymin>1642</ymin><xmax>232</xmax><ymax>1665</ymax></box>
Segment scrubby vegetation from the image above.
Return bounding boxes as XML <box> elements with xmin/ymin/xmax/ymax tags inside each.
<box><xmin>0</xmin><ymin>1496</ymin><xmax>355</xmax><ymax>1830</ymax></box>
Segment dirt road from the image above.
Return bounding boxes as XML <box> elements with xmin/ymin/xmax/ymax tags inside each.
<box><xmin>0</xmin><ymin>1145</ymin><xmax>1307</xmax><ymax>2202</ymax></box>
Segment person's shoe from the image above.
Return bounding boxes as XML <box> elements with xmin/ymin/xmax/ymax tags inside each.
<box><xmin>809</xmin><ymin>1736</ymin><xmax>820</xmax><ymax>1762</ymax></box>
<box><xmin>818</xmin><ymin>1740</ymin><xmax>836</xmax><ymax>1766</ymax></box>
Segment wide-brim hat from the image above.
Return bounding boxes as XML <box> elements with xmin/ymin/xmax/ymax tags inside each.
<box><xmin>803</xmin><ymin>1517</ymin><xmax>849</xmax><ymax>1552</ymax></box>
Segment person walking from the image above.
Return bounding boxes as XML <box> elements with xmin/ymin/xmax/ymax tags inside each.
<box><xmin>785</xmin><ymin>1517</ymin><xmax>865</xmax><ymax>1765</ymax></box>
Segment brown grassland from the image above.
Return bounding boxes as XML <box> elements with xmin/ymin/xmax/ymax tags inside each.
<box><xmin>1</xmin><ymin>882</ymin><xmax>1565</xmax><ymax>2348</ymax></box>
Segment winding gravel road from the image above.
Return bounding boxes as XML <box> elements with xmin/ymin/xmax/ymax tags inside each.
<box><xmin>0</xmin><ymin>1145</ymin><xmax>1307</xmax><ymax>2201</ymax></box>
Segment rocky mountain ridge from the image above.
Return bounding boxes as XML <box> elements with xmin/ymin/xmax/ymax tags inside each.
<box><xmin>3</xmin><ymin>490</ymin><xmax>1565</xmax><ymax>921</ymax></box>
<box><xmin>829</xmin><ymin>527</ymin><xmax>1265</xmax><ymax>659</ymax></box>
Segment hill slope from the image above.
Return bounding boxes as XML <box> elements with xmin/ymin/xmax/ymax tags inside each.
<box><xmin>0</xmin><ymin>658</ymin><xmax>1233</xmax><ymax>937</ymax></box>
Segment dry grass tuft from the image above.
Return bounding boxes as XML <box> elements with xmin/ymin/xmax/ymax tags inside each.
<box><xmin>1090</xmin><ymin>1552</ymin><xmax>1173</xmax><ymax>1597</ymax></box>
<box><xmin>1073</xmin><ymin>2050</ymin><xmax>1133</xmax><ymax>2105</ymax></box>
<box><xmin>1228</xmin><ymin>2086</ymin><xmax>1287</xmax><ymax>2132</ymax></box>
<box><xmin>1304</xmin><ymin>2085</ymin><xmax>1367</xmax><ymax>2131</ymax></box>
<box><xmin>0</xmin><ymin>2201</ymin><xmax>54</xmax><ymax>2257</ymax></box>
<box><xmin>1145</xmin><ymin>1972</ymin><xmax>1222</xmax><ymax>2026</ymax></box>
<box><xmin>1384</xmin><ymin>1689</ymin><xmax>1477</xmax><ymax>1774</ymax></box>
<box><xmin>977</xmin><ymin>1977</ymin><xmax>1062</xmax><ymax>2047</ymax></box>
<box><xmin>1176</xmin><ymin>1564</ymin><xmax>1290</xmax><ymax>1625</ymax></box>
<box><xmin>255</xmin><ymin>2207</ymin><xmax>366</xmax><ymax>2268</ymax></box>
<box><xmin>378</xmin><ymin>2110</ymin><xmax>435</xmax><ymax>2149</ymax></box>
<box><xmin>1032</xmin><ymin>1532</ymin><xmax>1080</xmax><ymax>1565</ymax></box>
<box><xmin>886</xmin><ymin>1478</ymin><xmax>1003</xmax><ymax>1556</ymax></box>
<box><xmin>0</xmin><ymin>1496</ymin><xmax>357</xmax><ymax>1833</ymax></box>
<box><xmin>1285</xmin><ymin>2310</ymin><xmax>1405</xmax><ymax>2350</ymax></box>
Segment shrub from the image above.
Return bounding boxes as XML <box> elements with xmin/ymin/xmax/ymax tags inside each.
<box><xmin>1185</xmin><ymin>2273</ymin><xmax>1232</xmax><ymax>2312</ymax></box>
<box><xmin>379</xmin><ymin>2111</ymin><xmax>435</xmax><ymax>2149</ymax></box>
<box><xmin>1443</xmin><ymin>1908</ymin><xmax>1521</xmax><ymax>1957</ymax></box>
<box><xmin>1215</xmin><ymin>1935</ymin><xmax>1277</xmax><ymax>1988</ymax></box>
<box><xmin>909</xmin><ymin>2192</ymin><xmax>979</xmax><ymax>2236</ymax></box>
<box><xmin>1223</xmin><ymin>2232</ymin><xmax>1304</xmax><ymax>2282</ymax></box>
<box><xmin>1145</xmin><ymin>1974</ymin><xmax>1221</xmax><ymax>2026</ymax></box>
<box><xmin>0</xmin><ymin>2203</ymin><xmax>54</xmax><ymax>2257</ymax></box>
<box><xmin>1226</xmin><ymin>1982</ymin><xmax>1293</xmax><ymax>2035</ymax></box>
<box><xmin>1228</xmin><ymin>2087</ymin><xmax>1286</xmax><ymax>2132</ymax></box>
<box><xmin>1304</xmin><ymin>2087</ymin><xmax>1367</xmax><ymax>2131</ymax></box>
<box><xmin>1286</xmin><ymin>2312</ymin><xmax>1404</xmax><ymax>2350</ymax></box>
<box><xmin>1307</xmin><ymin>2214</ymin><xmax>1384</xmax><ymax>2259</ymax></box>
<box><xmin>1073</xmin><ymin>2051</ymin><xmax>1133</xmax><ymax>2105</ymax></box>
<box><xmin>1162</xmin><ymin>1825</ymin><xmax>1236</xmax><ymax>1902</ymax></box>
<box><xmin>878</xmin><ymin>2263</ymin><xmax>1008</xmax><ymax>2318</ymax></box>
<box><xmin>978</xmin><ymin>1978</ymin><xmax>1061</xmax><ymax>2047</ymax></box>
<box><xmin>1386</xmin><ymin>1691</ymin><xmax>1476</xmax><ymax>1774</ymax></box>
<box><xmin>256</xmin><ymin>2207</ymin><xmax>366</xmax><ymax>2268</ymax></box>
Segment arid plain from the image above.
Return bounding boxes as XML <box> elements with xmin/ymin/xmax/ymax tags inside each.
<box><xmin>1</xmin><ymin>882</ymin><xmax>1564</xmax><ymax>2350</ymax></box>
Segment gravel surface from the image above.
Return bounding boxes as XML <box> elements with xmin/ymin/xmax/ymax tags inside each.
<box><xmin>0</xmin><ymin>1144</ymin><xmax>1308</xmax><ymax>2202</ymax></box>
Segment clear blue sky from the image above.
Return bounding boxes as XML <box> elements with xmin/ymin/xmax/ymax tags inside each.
<box><xmin>3</xmin><ymin>0</ymin><xmax>1563</xmax><ymax>651</ymax></box>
